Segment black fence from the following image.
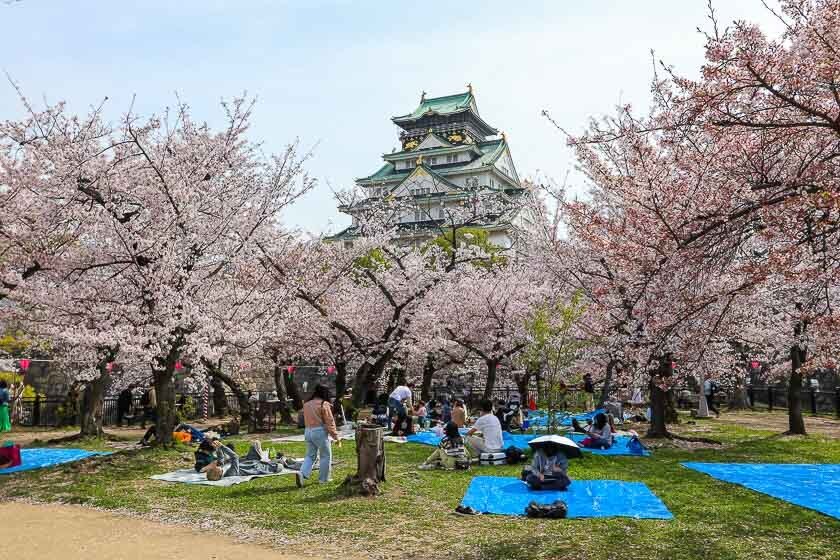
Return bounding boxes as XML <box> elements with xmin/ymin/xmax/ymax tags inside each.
<box><xmin>13</xmin><ymin>392</ymin><xmax>243</xmax><ymax>428</ymax></box>
<box><xmin>747</xmin><ymin>385</ymin><xmax>840</xmax><ymax>416</ymax></box>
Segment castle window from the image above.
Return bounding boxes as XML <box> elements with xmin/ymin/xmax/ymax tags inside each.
<box><xmin>429</xmin><ymin>157</ymin><xmax>437</xmax><ymax>165</ymax></box>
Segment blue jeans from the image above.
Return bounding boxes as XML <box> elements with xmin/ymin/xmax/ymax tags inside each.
<box><xmin>301</xmin><ymin>426</ymin><xmax>332</xmax><ymax>483</ymax></box>
<box><xmin>388</xmin><ymin>398</ymin><xmax>405</xmax><ymax>428</ymax></box>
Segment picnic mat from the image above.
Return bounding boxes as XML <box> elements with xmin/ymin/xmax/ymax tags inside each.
<box><xmin>527</xmin><ymin>408</ymin><xmax>607</xmax><ymax>428</ymax></box>
<box><xmin>460</xmin><ymin>476</ymin><xmax>672</xmax><ymax>519</ymax></box>
<box><xmin>0</xmin><ymin>448</ymin><xmax>107</xmax><ymax>474</ymax></box>
<box><xmin>151</xmin><ymin>468</ymin><xmax>296</xmax><ymax>487</ymax></box>
<box><xmin>404</xmin><ymin>430</ymin><xmax>649</xmax><ymax>456</ymax></box>
<box><xmin>682</xmin><ymin>463</ymin><xmax>840</xmax><ymax>520</ymax></box>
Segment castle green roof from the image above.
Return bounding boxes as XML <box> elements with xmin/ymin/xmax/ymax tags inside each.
<box><xmin>392</xmin><ymin>92</ymin><xmax>474</xmax><ymax>123</ymax></box>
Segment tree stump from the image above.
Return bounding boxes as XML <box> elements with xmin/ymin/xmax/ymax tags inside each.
<box><xmin>340</xmin><ymin>423</ymin><xmax>386</xmax><ymax>497</ymax></box>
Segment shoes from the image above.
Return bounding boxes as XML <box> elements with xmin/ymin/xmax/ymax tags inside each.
<box><xmin>295</xmin><ymin>472</ymin><xmax>304</xmax><ymax>488</ymax></box>
<box><xmin>454</xmin><ymin>505</ymin><xmax>480</xmax><ymax>516</ymax></box>
<box><xmin>418</xmin><ymin>464</ymin><xmax>435</xmax><ymax>470</ymax></box>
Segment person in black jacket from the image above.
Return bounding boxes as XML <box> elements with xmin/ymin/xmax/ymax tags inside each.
<box><xmin>117</xmin><ymin>385</ymin><xmax>134</xmax><ymax>427</ymax></box>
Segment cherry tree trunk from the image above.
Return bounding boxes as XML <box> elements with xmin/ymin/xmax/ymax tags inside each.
<box><xmin>483</xmin><ymin>360</ymin><xmax>499</xmax><ymax>401</ymax></box>
<box><xmin>728</xmin><ymin>372</ymin><xmax>751</xmax><ymax>410</ymax></box>
<box><xmin>153</xmin><ymin>370</ymin><xmax>178</xmax><ymax>446</ymax></box>
<box><xmin>207</xmin><ymin>366</ymin><xmax>253</xmax><ymax>429</ymax></box>
<box><xmin>647</xmin><ymin>379</ymin><xmax>669</xmax><ymax>438</ymax></box>
<box><xmin>334</xmin><ymin>361</ymin><xmax>348</xmax><ymax>402</ymax></box>
<box><xmin>386</xmin><ymin>368</ymin><xmax>397</xmax><ymax>396</ymax></box>
<box><xmin>272</xmin><ymin>363</ymin><xmax>294</xmax><ymax>425</ymax></box>
<box><xmin>79</xmin><ymin>372</ymin><xmax>108</xmax><ymax>438</ymax></box>
<box><xmin>340</xmin><ymin>423</ymin><xmax>386</xmax><ymax>497</ymax></box>
<box><xmin>284</xmin><ymin>371</ymin><xmax>303</xmax><ymax>410</ymax></box>
<box><xmin>417</xmin><ymin>358</ymin><xmax>433</xmax><ymax>402</ymax></box>
<box><xmin>514</xmin><ymin>368</ymin><xmax>531</xmax><ymax>402</ymax></box>
<box><xmin>788</xmin><ymin>345</ymin><xmax>807</xmax><ymax>435</ymax></box>
<box><xmin>599</xmin><ymin>359</ymin><xmax>618</xmax><ymax>406</ymax></box>
<box><xmin>664</xmin><ymin>389</ymin><xmax>679</xmax><ymax>424</ymax></box>
<box><xmin>351</xmin><ymin>363</ymin><xmax>371</xmax><ymax>408</ymax></box>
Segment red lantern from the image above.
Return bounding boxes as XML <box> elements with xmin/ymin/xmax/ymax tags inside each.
<box><xmin>670</xmin><ymin>361</ymin><xmax>677</xmax><ymax>369</ymax></box>
<box><xmin>18</xmin><ymin>358</ymin><xmax>30</xmax><ymax>372</ymax></box>
<box><xmin>106</xmin><ymin>362</ymin><xmax>115</xmax><ymax>372</ymax></box>
<box><xmin>287</xmin><ymin>365</ymin><xmax>295</xmax><ymax>375</ymax></box>
<box><xmin>327</xmin><ymin>365</ymin><xmax>336</xmax><ymax>375</ymax></box>
<box><xmin>175</xmin><ymin>360</ymin><xmax>184</xmax><ymax>371</ymax></box>
<box><xmin>750</xmin><ymin>360</ymin><xmax>760</xmax><ymax>370</ymax></box>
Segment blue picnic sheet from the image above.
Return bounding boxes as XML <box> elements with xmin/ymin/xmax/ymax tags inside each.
<box><xmin>682</xmin><ymin>463</ymin><xmax>840</xmax><ymax>520</ymax></box>
<box><xmin>460</xmin><ymin>475</ymin><xmax>673</xmax><ymax>519</ymax></box>
<box><xmin>405</xmin><ymin>430</ymin><xmax>649</xmax><ymax>456</ymax></box>
<box><xmin>527</xmin><ymin>408</ymin><xmax>607</xmax><ymax>427</ymax></box>
<box><xmin>0</xmin><ymin>448</ymin><xmax>107</xmax><ymax>474</ymax></box>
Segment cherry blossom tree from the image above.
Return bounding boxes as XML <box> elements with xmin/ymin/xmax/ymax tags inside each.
<box><xmin>2</xmin><ymin>95</ymin><xmax>313</xmax><ymax>443</ymax></box>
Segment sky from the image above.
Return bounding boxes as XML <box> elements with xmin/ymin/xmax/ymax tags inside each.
<box><xmin>0</xmin><ymin>1</ymin><xmax>784</xmax><ymax>235</ymax></box>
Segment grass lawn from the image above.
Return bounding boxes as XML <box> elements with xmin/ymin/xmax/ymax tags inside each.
<box><xmin>1</xmin><ymin>415</ymin><xmax>839</xmax><ymax>560</ymax></box>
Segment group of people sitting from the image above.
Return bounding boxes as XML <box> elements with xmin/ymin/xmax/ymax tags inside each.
<box><xmin>190</xmin><ymin>384</ymin><xmax>340</xmax><ymax>487</ymax></box>
<box><xmin>380</xmin><ymin>383</ymin><xmax>471</xmax><ymax>437</ymax></box>
<box><xmin>417</xmin><ymin>398</ymin><xmax>505</xmax><ymax>470</ymax></box>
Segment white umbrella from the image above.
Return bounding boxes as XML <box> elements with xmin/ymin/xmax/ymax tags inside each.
<box><xmin>528</xmin><ymin>434</ymin><xmax>582</xmax><ymax>459</ymax></box>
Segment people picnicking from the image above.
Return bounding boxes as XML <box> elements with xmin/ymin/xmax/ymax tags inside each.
<box><xmin>418</xmin><ymin>421</ymin><xmax>470</xmax><ymax>470</ymax></box>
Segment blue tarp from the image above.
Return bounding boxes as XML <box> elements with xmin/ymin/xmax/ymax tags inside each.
<box><xmin>682</xmin><ymin>462</ymin><xmax>840</xmax><ymax>520</ymax></box>
<box><xmin>527</xmin><ymin>408</ymin><xmax>607</xmax><ymax>427</ymax></box>
<box><xmin>0</xmin><ymin>448</ymin><xmax>107</xmax><ymax>475</ymax></box>
<box><xmin>460</xmin><ymin>476</ymin><xmax>673</xmax><ymax>519</ymax></box>
<box><xmin>405</xmin><ymin>430</ymin><xmax>649</xmax><ymax>456</ymax></box>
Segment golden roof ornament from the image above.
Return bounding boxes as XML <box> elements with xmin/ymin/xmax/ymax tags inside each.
<box><xmin>466</xmin><ymin>83</ymin><xmax>473</xmax><ymax>94</ymax></box>
<box><xmin>416</xmin><ymin>155</ymin><xmax>424</xmax><ymax>165</ymax></box>
<box><xmin>421</xmin><ymin>90</ymin><xmax>427</xmax><ymax>102</ymax></box>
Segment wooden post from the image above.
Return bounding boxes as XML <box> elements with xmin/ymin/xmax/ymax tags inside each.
<box><xmin>340</xmin><ymin>423</ymin><xmax>386</xmax><ymax>496</ymax></box>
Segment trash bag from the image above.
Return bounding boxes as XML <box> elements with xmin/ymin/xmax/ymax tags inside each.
<box><xmin>525</xmin><ymin>500</ymin><xmax>568</xmax><ymax>519</ymax></box>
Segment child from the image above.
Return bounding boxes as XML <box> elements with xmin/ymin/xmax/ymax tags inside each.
<box><xmin>418</xmin><ymin>421</ymin><xmax>470</xmax><ymax>470</ymax></box>
<box><xmin>414</xmin><ymin>401</ymin><xmax>428</xmax><ymax>429</ymax></box>
<box><xmin>523</xmin><ymin>445</ymin><xmax>571</xmax><ymax>490</ymax></box>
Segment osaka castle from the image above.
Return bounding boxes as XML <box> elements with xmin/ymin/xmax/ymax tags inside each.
<box><xmin>330</xmin><ymin>86</ymin><xmax>526</xmax><ymax>248</ymax></box>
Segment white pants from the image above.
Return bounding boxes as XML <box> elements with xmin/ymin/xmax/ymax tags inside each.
<box><xmin>466</xmin><ymin>435</ymin><xmax>501</xmax><ymax>456</ymax></box>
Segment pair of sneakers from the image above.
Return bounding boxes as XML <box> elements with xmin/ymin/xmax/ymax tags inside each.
<box><xmin>295</xmin><ymin>472</ymin><xmax>332</xmax><ymax>487</ymax></box>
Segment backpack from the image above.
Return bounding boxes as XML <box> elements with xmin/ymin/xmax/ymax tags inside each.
<box><xmin>505</xmin><ymin>446</ymin><xmax>526</xmax><ymax>465</ymax></box>
<box><xmin>626</xmin><ymin>435</ymin><xmax>648</xmax><ymax>455</ymax></box>
<box><xmin>525</xmin><ymin>500</ymin><xmax>568</xmax><ymax>519</ymax></box>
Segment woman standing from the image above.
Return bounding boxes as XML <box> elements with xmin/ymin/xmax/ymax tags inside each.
<box><xmin>297</xmin><ymin>384</ymin><xmax>338</xmax><ymax>487</ymax></box>
<box><xmin>0</xmin><ymin>381</ymin><xmax>11</xmax><ymax>433</ymax></box>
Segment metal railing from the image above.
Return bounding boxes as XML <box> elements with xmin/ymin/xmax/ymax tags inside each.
<box><xmin>747</xmin><ymin>385</ymin><xmax>840</xmax><ymax>416</ymax></box>
<box><xmin>12</xmin><ymin>392</ymin><xmax>243</xmax><ymax>428</ymax></box>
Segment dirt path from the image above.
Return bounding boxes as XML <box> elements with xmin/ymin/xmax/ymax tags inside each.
<box><xmin>714</xmin><ymin>410</ymin><xmax>840</xmax><ymax>437</ymax></box>
<box><xmin>3</xmin><ymin>502</ymin><xmax>322</xmax><ymax>560</ymax></box>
